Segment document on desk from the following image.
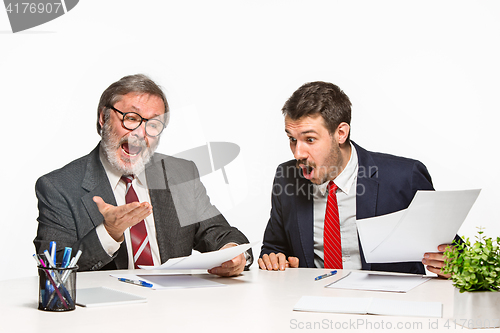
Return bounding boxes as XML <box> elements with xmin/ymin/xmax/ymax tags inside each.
<box><xmin>110</xmin><ymin>273</ymin><xmax>225</xmax><ymax>290</ymax></box>
<box><xmin>139</xmin><ymin>242</ymin><xmax>256</xmax><ymax>270</ymax></box>
<box><xmin>76</xmin><ymin>287</ymin><xmax>147</xmax><ymax>307</ymax></box>
<box><xmin>294</xmin><ymin>296</ymin><xmax>442</xmax><ymax>318</ymax></box>
<box><xmin>356</xmin><ymin>189</ymin><xmax>481</xmax><ymax>263</ymax></box>
<box><xmin>325</xmin><ymin>272</ymin><xmax>429</xmax><ymax>293</ymax></box>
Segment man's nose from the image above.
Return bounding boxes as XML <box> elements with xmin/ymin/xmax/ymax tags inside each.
<box><xmin>131</xmin><ymin>121</ymin><xmax>148</xmax><ymax>139</ymax></box>
<box><xmin>293</xmin><ymin>141</ymin><xmax>308</xmax><ymax>161</ymax></box>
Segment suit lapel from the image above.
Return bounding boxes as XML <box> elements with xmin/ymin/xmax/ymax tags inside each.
<box><xmin>80</xmin><ymin>145</ymin><xmax>117</xmax><ymax>227</ymax></box>
<box><xmin>80</xmin><ymin>144</ymin><xmax>127</xmax><ymax>269</ymax></box>
<box><xmin>353</xmin><ymin>142</ymin><xmax>379</xmax><ymax>270</ymax></box>
<box><xmin>295</xmin><ymin>176</ymin><xmax>315</xmax><ymax>268</ymax></box>
<box><xmin>354</xmin><ymin>142</ymin><xmax>379</xmax><ymax>219</ymax></box>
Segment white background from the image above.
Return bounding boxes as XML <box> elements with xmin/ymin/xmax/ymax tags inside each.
<box><xmin>1</xmin><ymin>0</ymin><xmax>499</xmax><ymax>280</ymax></box>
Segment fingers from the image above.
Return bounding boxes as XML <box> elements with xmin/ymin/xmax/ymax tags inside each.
<box><xmin>123</xmin><ymin>202</ymin><xmax>152</xmax><ymax>223</ymax></box>
<box><xmin>423</xmin><ymin>249</ymin><xmax>450</xmax><ymax>279</ymax></box>
<box><xmin>288</xmin><ymin>256</ymin><xmax>300</xmax><ymax>268</ymax></box>
<box><xmin>93</xmin><ymin>196</ymin><xmax>110</xmax><ymax>212</ymax></box>
<box><xmin>94</xmin><ymin>196</ymin><xmax>152</xmax><ymax>223</ymax></box>
<box><xmin>425</xmin><ymin>265</ymin><xmax>451</xmax><ymax>279</ymax></box>
<box><xmin>258</xmin><ymin>253</ymin><xmax>280</xmax><ymax>270</ymax></box>
<box><xmin>257</xmin><ymin>253</ymin><xmax>299</xmax><ymax>271</ymax></box>
<box><xmin>438</xmin><ymin>243</ymin><xmax>452</xmax><ymax>252</ymax></box>
<box><xmin>209</xmin><ymin>254</ymin><xmax>246</xmax><ymax>277</ymax></box>
<box><xmin>93</xmin><ymin>196</ymin><xmax>153</xmax><ymax>241</ymax></box>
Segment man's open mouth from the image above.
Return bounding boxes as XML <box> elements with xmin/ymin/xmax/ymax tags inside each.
<box><xmin>299</xmin><ymin>164</ymin><xmax>315</xmax><ymax>180</ymax></box>
<box><xmin>121</xmin><ymin>143</ymin><xmax>143</xmax><ymax>157</ymax></box>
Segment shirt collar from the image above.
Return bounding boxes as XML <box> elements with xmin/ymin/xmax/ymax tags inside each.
<box><xmin>315</xmin><ymin>142</ymin><xmax>358</xmax><ymax>196</ymax></box>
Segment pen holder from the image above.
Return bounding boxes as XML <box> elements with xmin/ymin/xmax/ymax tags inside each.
<box><xmin>37</xmin><ymin>265</ymin><xmax>78</xmax><ymax>311</ymax></box>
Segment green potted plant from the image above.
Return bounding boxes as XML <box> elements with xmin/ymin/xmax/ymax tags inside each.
<box><xmin>442</xmin><ymin>228</ymin><xmax>500</xmax><ymax>329</ymax></box>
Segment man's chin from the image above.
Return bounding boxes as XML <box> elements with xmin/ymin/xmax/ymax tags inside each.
<box><xmin>308</xmin><ymin>178</ymin><xmax>323</xmax><ymax>185</ymax></box>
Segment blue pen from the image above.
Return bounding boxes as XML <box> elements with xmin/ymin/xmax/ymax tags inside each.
<box><xmin>61</xmin><ymin>247</ymin><xmax>72</xmax><ymax>268</ymax></box>
<box><xmin>118</xmin><ymin>278</ymin><xmax>153</xmax><ymax>288</ymax></box>
<box><xmin>314</xmin><ymin>270</ymin><xmax>337</xmax><ymax>281</ymax></box>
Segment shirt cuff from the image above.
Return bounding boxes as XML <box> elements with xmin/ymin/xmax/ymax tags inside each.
<box><xmin>96</xmin><ymin>223</ymin><xmax>122</xmax><ymax>256</ymax></box>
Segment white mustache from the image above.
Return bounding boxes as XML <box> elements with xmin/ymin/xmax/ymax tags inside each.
<box><xmin>119</xmin><ymin>136</ymin><xmax>148</xmax><ymax>149</ymax></box>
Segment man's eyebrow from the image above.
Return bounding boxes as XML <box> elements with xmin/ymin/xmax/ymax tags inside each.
<box><xmin>129</xmin><ymin>105</ymin><xmax>162</xmax><ymax>119</ymax></box>
<box><xmin>300</xmin><ymin>130</ymin><xmax>318</xmax><ymax>135</ymax></box>
<box><xmin>285</xmin><ymin>129</ymin><xmax>318</xmax><ymax>136</ymax></box>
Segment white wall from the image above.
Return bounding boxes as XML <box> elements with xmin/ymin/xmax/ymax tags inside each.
<box><xmin>1</xmin><ymin>0</ymin><xmax>499</xmax><ymax>280</ymax></box>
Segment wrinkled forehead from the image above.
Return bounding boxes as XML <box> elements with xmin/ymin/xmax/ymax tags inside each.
<box><xmin>284</xmin><ymin>114</ymin><xmax>328</xmax><ymax>133</ymax></box>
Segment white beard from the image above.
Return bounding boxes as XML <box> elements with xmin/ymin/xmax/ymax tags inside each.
<box><xmin>100</xmin><ymin>121</ymin><xmax>158</xmax><ymax>175</ymax></box>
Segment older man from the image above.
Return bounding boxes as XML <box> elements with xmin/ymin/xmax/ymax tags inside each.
<box><xmin>35</xmin><ymin>74</ymin><xmax>251</xmax><ymax>276</ymax></box>
<box><xmin>259</xmin><ymin>81</ymin><xmax>451</xmax><ymax>277</ymax></box>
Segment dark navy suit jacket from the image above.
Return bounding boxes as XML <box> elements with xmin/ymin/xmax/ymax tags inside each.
<box><xmin>260</xmin><ymin>142</ymin><xmax>435</xmax><ymax>274</ymax></box>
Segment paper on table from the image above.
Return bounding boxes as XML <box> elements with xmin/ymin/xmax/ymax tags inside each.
<box><xmin>110</xmin><ymin>273</ymin><xmax>224</xmax><ymax>290</ymax></box>
<box><xmin>325</xmin><ymin>271</ymin><xmax>430</xmax><ymax>293</ymax></box>
<box><xmin>76</xmin><ymin>287</ymin><xmax>147</xmax><ymax>307</ymax></box>
<box><xmin>356</xmin><ymin>189</ymin><xmax>480</xmax><ymax>263</ymax></box>
<box><xmin>139</xmin><ymin>242</ymin><xmax>257</xmax><ymax>270</ymax></box>
<box><xmin>294</xmin><ymin>296</ymin><xmax>442</xmax><ymax>318</ymax></box>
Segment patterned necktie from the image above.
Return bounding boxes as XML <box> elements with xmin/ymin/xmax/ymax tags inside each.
<box><xmin>121</xmin><ymin>175</ymin><xmax>154</xmax><ymax>269</ymax></box>
<box><xmin>323</xmin><ymin>181</ymin><xmax>343</xmax><ymax>269</ymax></box>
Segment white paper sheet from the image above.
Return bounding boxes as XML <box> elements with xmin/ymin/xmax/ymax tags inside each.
<box><xmin>325</xmin><ymin>272</ymin><xmax>430</xmax><ymax>293</ymax></box>
<box><xmin>76</xmin><ymin>287</ymin><xmax>147</xmax><ymax>307</ymax></box>
<box><xmin>294</xmin><ymin>296</ymin><xmax>442</xmax><ymax>318</ymax></box>
<box><xmin>110</xmin><ymin>273</ymin><xmax>225</xmax><ymax>290</ymax></box>
<box><xmin>139</xmin><ymin>242</ymin><xmax>257</xmax><ymax>270</ymax></box>
<box><xmin>356</xmin><ymin>189</ymin><xmax>480</xmax><ymax>263</ymax></box>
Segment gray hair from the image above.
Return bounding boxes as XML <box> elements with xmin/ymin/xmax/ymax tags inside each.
<box><xmin>96</xmin><ymin>74</ymin><xmax>169</xmax><ymax>134</ymax></box>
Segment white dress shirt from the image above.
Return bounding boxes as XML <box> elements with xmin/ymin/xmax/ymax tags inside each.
<box><xmin>313</xmin><ymin>142</ymin><xmax>362</xmax><ymax>269</ymax></box>
<box><xmin>96</xmin><ymin>148</ymin><xmax>162</xmax><ymax>268</ymax></box>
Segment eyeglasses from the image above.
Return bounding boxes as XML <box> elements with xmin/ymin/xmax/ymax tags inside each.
<box><xmin>107</xmin><ymin>105</ymin><xmax>166</xmax><ymax>137</ymax></box>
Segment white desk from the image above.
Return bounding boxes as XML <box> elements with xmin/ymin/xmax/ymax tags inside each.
<box><xmin>0</xmin><ymin>268</ymin><xmax>472</xmax><ymax>332</ymax></box>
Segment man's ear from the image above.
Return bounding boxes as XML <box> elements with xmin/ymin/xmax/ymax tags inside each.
<box><xmin>98</xmin><ymin>108</ymin><xmax>106</xmax><ymax>129</ymax></box>
<box><xmin>336</xmin><ymin>122</ymin><xmax>350</xmax><ymax>145</ymax></box>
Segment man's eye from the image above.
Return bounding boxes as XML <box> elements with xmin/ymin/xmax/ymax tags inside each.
<box><xmin>125</xmin><ymin>115</ymin><xmax>139</xmax><ymax>122</ymax></box>
<box><xmin>288</xmin><ymin>137</ymin><xmax>296</xmax><ymax>143</ymax></box>
<box><xmin>307</xmin><ymin>138</ymin><xmax>315</xmax><ymax>143</ymax></box>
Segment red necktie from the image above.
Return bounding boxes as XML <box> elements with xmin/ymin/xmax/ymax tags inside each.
<box><xmin>121</xmin><ymin>175</ymin><xmax>154</xmax><ymax>269</ymax></box>
<box><xmin>323</xmin><ymin>181</ymin><xmax>343</xmax><ymax>269</ymax></box>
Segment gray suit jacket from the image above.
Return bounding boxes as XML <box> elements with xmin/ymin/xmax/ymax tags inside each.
<box><xmin>34</xmin><ymin>144</ymin><xmax>250</xmax><ymax>271</ymax></box>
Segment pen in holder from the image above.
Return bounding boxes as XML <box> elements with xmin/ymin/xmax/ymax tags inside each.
<box><xmin>37</xmin><ymin>264</ymin><xmax>78</xmax><ymax>311</ymax></box>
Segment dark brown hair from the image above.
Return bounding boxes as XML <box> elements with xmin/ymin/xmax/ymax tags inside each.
<box><xmin>282</xmin><ymin>81</ymin><xmax>351</xmax><ymax>137</ymax></box>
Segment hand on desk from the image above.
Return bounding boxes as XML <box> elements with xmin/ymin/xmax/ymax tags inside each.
<box><xmin>207</xmin><ymin>243</ymin><xmax>246</xmax><ymax>277</ymax></box>
<box><xmin>93</xmin><ymin>196</ymin><xmax>153</xmax><ymax>242</ymax></box>
<box><xmin>422</xmin><ymin>244</ymin><xmax>452</xmax><ymax>279</ymax></box>
<box><xmin>258</xmin><ymin>253</ymin><xmax>299</xmax><ymax>271</ymax></box>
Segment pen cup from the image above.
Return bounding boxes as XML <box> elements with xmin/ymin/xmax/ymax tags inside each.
<box><xmin>37</xmin><ymin>265</ymin><xmax>78</xmax><ymax>311</ymax></box>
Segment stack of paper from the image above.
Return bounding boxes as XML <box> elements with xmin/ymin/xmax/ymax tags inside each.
<box><xmin>76</xmin><ymin>287</ymin><xmax>147</xmax><ymax>307</ymax></box>
<box><xmin>294</xmin><ymin>296</ymin><xmax>442</xmax><ymax>318</ymax></box>
<box><xmin>139</xmin><ymin>242</ymin><xmax>256</xmax><ymax>270</ymax></box>
<box><xmin>325</xmin><ymin>272</ymin><xmax>429</xmax><ymax>293</ymax></box>
<box><xmin>356</xmin><ymin>189</ymin><xmax>480</xmax><ymax>263</ymax></box>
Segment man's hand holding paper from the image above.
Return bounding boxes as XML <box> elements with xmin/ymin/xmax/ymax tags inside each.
<box><xmin>208</xmin><ymin>243</ymin><xmax>246</xmax><ymax>277</ymax></box>
<box><xmin>356</xmin><ymin>190</ymin><xmax>480</xmax><ymax>278</ymax></box>
<box><xmin>423</xmin><ymin>244</ymin><xmax>452</xmax><ymax>278</ymax></box>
